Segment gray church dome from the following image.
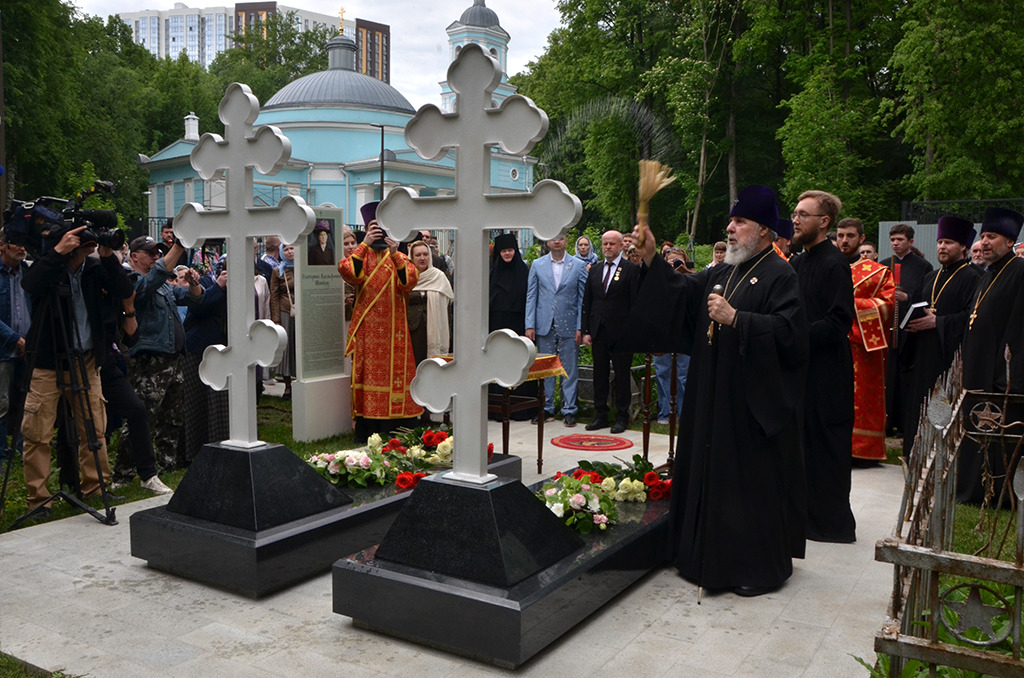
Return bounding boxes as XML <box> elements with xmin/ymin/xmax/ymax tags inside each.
<box><xmin>459</xmin><ymin>0</ymin><xmax>501</xmax><ymax>28</ymax></box>
<box><xmin>264</xmin><ymin>35</ymin><xmax>415</xmax><ymax>114</ymax></box>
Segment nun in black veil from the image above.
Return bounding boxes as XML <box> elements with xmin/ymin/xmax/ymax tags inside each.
<box><xmin>488</xmin><ymin>232</ymin><xmax>538</xmax><ymax>420</ymax></box>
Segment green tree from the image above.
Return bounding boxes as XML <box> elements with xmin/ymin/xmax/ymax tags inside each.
<box><xmin>2</xmin><ymin>0</ymin><xmax>83</xmax><ymax>201</ymax></box>
<box><xmin>642</xmin><ymin>0</ymin><xmax>740</xmax><ymax>240</ymax></box>
<box><xmin>209</xmin><ymin>11</ymin><xmax>334</xmax><ymax>104</ymax></box>
<box><xmin>886</xmin><ymin>0</ymin><xmax>1024</xmax><ymax>200</ymax></box>
<box><xmin>514</xmin><ymin>0</ymin><xmax>684</xmax><ymax>237</ymax></box>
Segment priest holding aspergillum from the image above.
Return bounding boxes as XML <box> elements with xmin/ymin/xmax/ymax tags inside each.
<box><xmin>619</xmin><ymin>185</ymin><xmax>808</xmax><ymax>598</ymax></box>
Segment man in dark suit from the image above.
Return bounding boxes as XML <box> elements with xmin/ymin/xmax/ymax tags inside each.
<box><xmin>879</xmin><ymin>223</ymin><xmax>933</xmax><ymax>436</ymax></box>
<box><xmin>582</xmin><ymin>230</ymin><xmax>638</xmax><ymax>433</ymax></box>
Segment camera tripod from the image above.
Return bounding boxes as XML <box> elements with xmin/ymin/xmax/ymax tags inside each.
<box><xmin>2</xmin><ymin>281</ymin><xmax>118</xmax><ymax>530</ymax></box>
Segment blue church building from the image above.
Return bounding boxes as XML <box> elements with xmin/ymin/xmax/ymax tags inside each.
<box><xmin>138</xmin><ymin>0</ymin><xmax>541</xmax><ymax>244</ymax></box>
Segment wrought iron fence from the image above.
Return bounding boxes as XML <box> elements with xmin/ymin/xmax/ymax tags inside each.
<box><xmin>874</xmin><ymin>355</ymin><xmax>1024</xmax><ymax>676</ymax></box>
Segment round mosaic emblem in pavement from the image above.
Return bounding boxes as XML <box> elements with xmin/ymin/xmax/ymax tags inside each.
<box><xmin>550</xmin><ymin>433</ymin><xmax>634</xmax><ymax>451</ymax></box>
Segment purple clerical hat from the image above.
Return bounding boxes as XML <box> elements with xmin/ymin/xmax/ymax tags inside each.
<box><xmin>981</xmin><ymin>207</ymin><xmax>1024</xmax><ymax>241</ymax></box>
<box><xmin>730</xmin><ymin>185</ymin><xmax>779</xmax><ymax>230</ymax></box>
<box><xmin>775</xmin><ymin>217</ymin><xmax>794</xmax><ymax>241</ymax></box>
<box><xmin>359</xmin><ymin>201</ymin><xmax>380</xmax><ymax>226</ymax></box>
<box><xmin>936</xmin><ymin>215</ymin><xmax>976</xmax><ymax>248</ymax></box>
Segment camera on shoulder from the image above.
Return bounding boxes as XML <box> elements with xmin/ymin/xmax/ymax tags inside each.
<box><xmin>3</xmin><ymin>180</ymin><xmax>126</xmax><ymax>258</ymax></box>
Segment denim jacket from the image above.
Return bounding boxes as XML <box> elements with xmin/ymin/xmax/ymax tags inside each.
<box><xmin>0</xmin><ymin>259</ymin><xmax>31</xmax><ymax>360</ymax></box>
<box><xmin>129</xmin><ymin>258</ymin><xmax>203</xmax><ymax>356</ymax></box>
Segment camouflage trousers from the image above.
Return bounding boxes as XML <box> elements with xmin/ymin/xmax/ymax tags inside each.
<box><xmin>127</xmin><ymin>352</ymin><xmax>185</xmax><ymax>471</ymax></box>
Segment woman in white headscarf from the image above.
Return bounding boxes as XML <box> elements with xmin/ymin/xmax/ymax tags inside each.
<box><xmin>407</xmin><ymin>240</ymin><xmax>454</xmax><ymax>364</ymax></box>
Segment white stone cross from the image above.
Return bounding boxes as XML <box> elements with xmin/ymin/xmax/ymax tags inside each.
<box><xmin>174</xmin><ymin>83</ymin><xmax>315</xmax><ymax>448</ymax></box>
<box><xmin>377</xmin><ymin>44</ymin><xmax>582</xmax><ymax>483</ymax></box>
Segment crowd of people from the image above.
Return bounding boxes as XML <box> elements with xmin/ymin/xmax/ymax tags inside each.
<box><xmin>7</xmin><ymin>193</ymin><xmax>1023</xmax><ymax>602</ymax></box>
<box><xmin>2</xmin><ymin>218</ymin><xmax>299</xmax><ymax>519</ymax></box>
<box><xmin>621</xmin><ymin>187</ymin><xmax>1024</xmax><ymax>597</ymax></box>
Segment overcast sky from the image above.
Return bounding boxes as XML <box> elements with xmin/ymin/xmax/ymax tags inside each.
<box><xmin>70</xmin><ymin>0</ymin><xmax>563</xmax><ymax>109</ymax></box>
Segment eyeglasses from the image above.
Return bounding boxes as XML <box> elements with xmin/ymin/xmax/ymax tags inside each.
<box><xmin>791</xmin><ymin>211</ymin><xmax>825</xmax><ymax>221</ymax></box>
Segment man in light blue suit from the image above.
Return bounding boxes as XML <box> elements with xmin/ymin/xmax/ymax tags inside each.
<box><xmin>526</xmin><ymin>235</ymin><xmax>588</xmax><ymax>427</ymax></box>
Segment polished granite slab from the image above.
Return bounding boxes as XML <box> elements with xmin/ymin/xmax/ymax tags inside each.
<box><xmin>373</xmin><ymin>473</ymin><xmax>584</xmax><ymax>587</ymax></box>
<box><xmin>131</xmin><ymin>445</ymin><xmax>522</xmax><ymax>598</ymax></box>
<box><xmin>333</xmin><ymin>480</ymin><xmax>670</xmax><ymax>668</ymax></box>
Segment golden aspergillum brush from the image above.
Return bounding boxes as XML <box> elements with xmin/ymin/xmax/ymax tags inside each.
<box><xmin>635</xmin><ymin>160</ymin><xmax>676</xmax><ymax>249</ymax></box>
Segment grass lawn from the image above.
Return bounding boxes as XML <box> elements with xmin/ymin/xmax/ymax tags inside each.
<box><xmin>0</xmin><ymin>394</ymin><xmax>356</xmax><ymax>531</ymax></box>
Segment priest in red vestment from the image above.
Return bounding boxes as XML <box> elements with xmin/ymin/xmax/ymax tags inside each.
<box><xmin>836</xmin><ymin>218</ymin><xmax>894</xmax><ymax>462</ymax></box>
<box><xmin>339</xmin><ymin>202</ymin><xmax>423</xmax><ymax>442</ymax></box>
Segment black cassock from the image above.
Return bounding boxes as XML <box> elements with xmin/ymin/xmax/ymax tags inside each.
<box><xmin>903</xmin><ymin>259</ymin><xmax>980</xmax><ymax>455</ymax></box>
<box><xmin>791</xmin><ymin>242</ymin><xmax>857</xmax><ymax>543</ymax></box>
<box><xmin>880</xmin><ymin>252</ymin><xmax>934</xmax><ymax>435</ymax></box>
<box><xmin>618</xmin><ymin>248</ymin><xmax>808</xmax><ymax>590</ymax></box>
<box><xmin>958</xmin><ymin>252</ymin><xmax>1024</xmax><ymax>504</ymax></box>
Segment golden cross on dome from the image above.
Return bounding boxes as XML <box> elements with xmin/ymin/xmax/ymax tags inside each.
<box><xmin>338</xmin><ymin>6</ymin><xmax>345</xmax><ymax>29</ymax></box>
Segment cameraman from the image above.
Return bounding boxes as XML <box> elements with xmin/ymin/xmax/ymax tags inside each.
<box><xmin>21</xmin><ymin>225</ymin><xmax>133</xmax><ymax>514</ymax></box>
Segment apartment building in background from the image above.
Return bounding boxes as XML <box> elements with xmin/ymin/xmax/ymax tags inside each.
<box><xmin>117</xmin><ymin>2</ymin><xmax>390</xmax><ymax>82</ymax></box>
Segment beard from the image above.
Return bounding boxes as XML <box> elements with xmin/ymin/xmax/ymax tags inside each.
<box><xmin>724</xmin><ymin>235</ymin><xmax>761</xmax><ymax>265</ymax></box>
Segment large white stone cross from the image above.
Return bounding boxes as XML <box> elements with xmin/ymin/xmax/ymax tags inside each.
<box><xmin>174</xmin><ymin>83</ymin><xmax>315</xmax><ymax>448</ymax></box>
<box><xmin>377</xmin><ymin>44</ymin><xmax>582</xmax><ymax>483</ymax></box>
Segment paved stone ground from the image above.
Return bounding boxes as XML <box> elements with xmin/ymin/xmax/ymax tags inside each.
<box><xmin>0</xmin><ymin>420</ymin><xmax>900</xmax><ymax>677</ymax></box>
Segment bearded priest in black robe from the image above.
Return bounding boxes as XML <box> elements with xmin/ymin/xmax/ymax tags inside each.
<box><xmin>957</xmin><ymin>207</ymin><xmax>1024</xmax><ymax>505</ymax></box>
<box><xmin>903</xmin><ymin>216</ymin><xmax>980</xmax><ymax>456</ymax></box>
<box><xmin>620</xmin><ymin>185</ymin><xmax>808</xmax><ymax>598</ymax></box>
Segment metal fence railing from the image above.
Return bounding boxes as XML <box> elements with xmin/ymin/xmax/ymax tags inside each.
<box><xmin>874</xmin><ymin>355</ymin><xmax>1024</xmax><ymax>676</ymax></box>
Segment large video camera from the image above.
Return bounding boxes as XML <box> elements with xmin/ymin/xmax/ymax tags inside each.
<box><xmin>3</xmin><ymin>180</ymin><xmax>126</xmax><ymax>259</ymax></box>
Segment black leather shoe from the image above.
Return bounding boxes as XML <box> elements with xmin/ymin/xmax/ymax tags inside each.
<box><xmin>734</xmin><ymin>584</ymin><xmax>779</xmax><ymax>598</ymax></box>
<box><xmin>610</xmin><ymin>421</ymin><xmax>627</xmax><ymax>434</ymax></box>
<box><xmin>531</xmin><ymin>410</ymin><xmax>554</xmax><ymax>424</ymax></box>
<box><xmin>585</xmin><ymin>420</ymin><xmax>607</xmax><ymax>431</ymax></box>
<box><xmin>563</xmin><ymin>414</ymin><xmax>576</xmax><ymax>428</ymax></box>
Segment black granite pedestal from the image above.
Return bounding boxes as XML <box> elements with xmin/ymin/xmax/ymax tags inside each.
<box><xmin>131</xmin><ymin>445</ymin><xmax>521</xmax><ymax>598</ymax></box>
<box><xmin>333</xmin><ymin>482</ymin><xmax>670</xmax><ymax>668</ymax></box>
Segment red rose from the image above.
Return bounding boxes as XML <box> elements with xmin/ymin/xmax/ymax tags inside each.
<box><xmin>661</xmin><ymin>479</ymin><xmax>672</xmax><ymax>499</ymax></box>
<box><xmin>649</xmin><ymin>485</ymin><xmax>664</xmax><ymax>501</ymax></box>
<box><xmin>587</xmin><ymin>471</ymin><xmax>603</xmax><ymax>484</ymax></box>
<box><xmin>422</xmin><ymin>431</ymin><xmax>435</xmax><ymax>447</ymax></box>
<box><xmin>395</xmin><ymin>472</ymin><xmax>415</xmax><ymax>489</ymax></box>
<box><xmin>411</xmin><ymin>472</ymin><xmax>427</xmax><ymax>487</ymax></box>
<box><xmin>553</xmin><ymin>471</ymin><xmax>565</xmax><ymax>480</ymax></box>
<box><xmin>643</xmin><ymin>471</ymin><xmax>660</xmax><ymax>487</ymax></box>
<box><xmin>487</xmin><ymin>442</ymin><xmax>495</xmax><ymax>462</ymax></box>
<box><xmin>572</xmin><ymin>469</ymin><xmax>587</xmax><ymax>480</ymax></box>
<box><xmin>435</xmin><ymin>431</ymin><xmax>449</xmax><ymax>443</ymax></box>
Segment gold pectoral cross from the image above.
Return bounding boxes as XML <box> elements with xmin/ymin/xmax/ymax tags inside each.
<box><xmin>969</xmin><ymin>310</ymin><xmax>977</xmax><ymax>330</ymax></box>
<box><xmin>707</xmin><ymin>321</ymin><xmax>716</xmax><ymax>345</ymax></box>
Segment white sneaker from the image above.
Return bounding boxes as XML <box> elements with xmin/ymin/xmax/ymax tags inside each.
<box><xmin>141</xmin><ymin>476</ymin><xmax>174</xmax><ymax>495</ymax></box>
